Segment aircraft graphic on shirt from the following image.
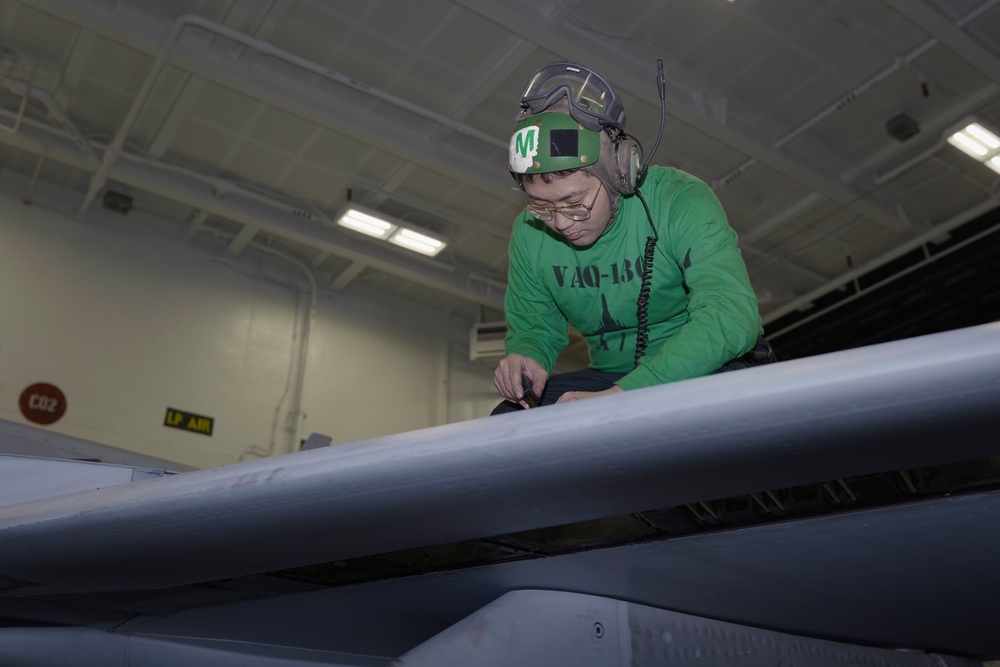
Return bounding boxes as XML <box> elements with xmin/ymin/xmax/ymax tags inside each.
<box><xmin>594</xmin><ymin>292</ymin><xmax>627</xmax><ymax>352</ymax></box>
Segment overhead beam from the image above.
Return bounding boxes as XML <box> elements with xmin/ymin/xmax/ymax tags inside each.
<box><xmin>329</xmin><ymin>260</ymin><xmax>367</xmax><ymax>292</ymax></box>
<box><xmin>222</xmin><ymin>223</ymin><xmax>258</xmax><ymax>259</ymax></box>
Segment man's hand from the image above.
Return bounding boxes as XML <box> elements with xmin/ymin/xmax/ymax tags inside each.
<box><xmin>555</xmin><ymin>386</ymin><xmax>624</xmax><ymax>404</ymax></box>
<box><xmin>494</xmin><ymin>354</ymin><xmax>547</xmax><ymax>409</ymax></box>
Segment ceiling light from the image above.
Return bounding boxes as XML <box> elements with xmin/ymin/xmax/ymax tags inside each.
<box><xmin>947</xmin><ymin>120</ymin><xmax>1000</xmax><ymax>174</ymax></box>
<box><xmin>389</xmin><ymin>228</ymin><xmax>447</xmax><ymax>257</ymax></box>
<box><xmin>335</xmin><ymin>204</ymin><xmax>448</xmax><ymax>257</ymax></box>
<box><xmin>335</xmin><ymin>206</ymin><xmax>398</xmax><ymax>239</ymax></box>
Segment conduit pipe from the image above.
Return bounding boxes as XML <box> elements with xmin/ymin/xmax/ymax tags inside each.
<box><xmin>77</xmin><ymin>13</ymin><xmax>507</xmax><ymax>218</ymax></box>
<box><xmin>0</xmin><ymin>80</ymin><xmax>28</xmax><ymax>134</ymax></box>
<box><xmin>206</xmin><ymin>231</ymin><xmax>317</xmax><ymax>462</ymax></box>
<box><xmin>0</xmin><ymin>74</ymin><xmax>100</xmax><ymax>166</ymax></box>
<box><xmin>249</xmin><ymin>244</ymin><xmax>318</xmax><ymax>457</ymax></box>
<box><xmin>21</xmin><ymin>145</ymin><xmax>47</xmax><ymax>205</ymax></box>
<box><xmin>0</xmin><ymin>75</ymin><xmax>99</xmax><ymax>206</ymax></box>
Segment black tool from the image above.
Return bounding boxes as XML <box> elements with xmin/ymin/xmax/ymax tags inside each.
<box><xmin>521</xmin><ymin>373</ymin><xmax>539</xmax><ymax>408</ymax></box>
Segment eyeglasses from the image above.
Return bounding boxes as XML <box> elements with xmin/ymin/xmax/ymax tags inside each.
<box><xmin>524</xmin><ymin>182</ymin><xmax>603</xmax><ymax>222</ymax></box>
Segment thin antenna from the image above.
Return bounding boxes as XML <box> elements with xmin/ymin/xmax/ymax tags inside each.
<box><xmin>640</xmin><ymin>59</ymin><xmax>666</xmax><ymax>180</ymax></box>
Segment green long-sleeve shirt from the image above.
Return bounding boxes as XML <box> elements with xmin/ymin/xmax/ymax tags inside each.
<box><xmin>504</xmin><ymin>166</ymin><xmax>762</xmax><ymax>390</ymax></box>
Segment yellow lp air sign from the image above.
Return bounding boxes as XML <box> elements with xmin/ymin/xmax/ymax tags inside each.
<box><xmin>164</xmin><ymin>407</ymin><xmax>214</xmax><ymax>436</ymax></box>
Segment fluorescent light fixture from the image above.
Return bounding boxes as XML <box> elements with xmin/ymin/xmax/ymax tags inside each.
<box><xmin>389</xmin><ymin>228</ymin><xmax>446</xmax><ymax>257</ymax></box>
<box><xmin>334</xmin><ymin>204</ymin><xmax>448</xmax><ymax>257</ymax></box>
<box><xmin>336</xmin><ymin>206</ymin><xmax>397</xmax><ymax>239</ymax></box>
<box><xmin>947</xmin><ymin>120</ymin><xmax>1000</xmax><ymax>174</ymax></box>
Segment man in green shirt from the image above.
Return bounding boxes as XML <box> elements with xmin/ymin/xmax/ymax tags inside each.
<box><xmin>493</xmin><ymin>62</ymin><xmax>774</xmax><ymax>413</ymax></box>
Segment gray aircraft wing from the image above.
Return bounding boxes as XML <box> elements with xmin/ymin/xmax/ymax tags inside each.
<box><xmin>1</xmin><ymin>322</ymin><xmax>999</xmax><ymax>666</ymax></box>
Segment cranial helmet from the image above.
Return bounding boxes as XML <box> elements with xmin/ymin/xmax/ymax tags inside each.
<box><xmin>508</xmin><ymin>112</ymin><xmax>602</xmax><ymax>176</ymax></box>
<box><xmin>508</xmin><ymin>62</ymin><xmax>641</xmax><ymax>205</ymax></box>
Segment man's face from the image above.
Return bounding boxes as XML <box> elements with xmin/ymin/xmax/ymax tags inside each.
<box><xmin>523</xmin><ymin>171</ymin><xmax>613</xmax><ymax>247</ymax></box>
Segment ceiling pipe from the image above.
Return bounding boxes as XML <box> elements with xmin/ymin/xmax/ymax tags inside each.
<box><xmin>0</xmin><ymin>75</ymin><xmax>93</xmax><ymax>206</ymax></box>
<box><xmin>76</xmin><ymin>13</ymin><xmax>507</xmax><ymax>219</ymax></box>
<box><xmin>0</xmin><ymin>74</ymin><xmax>100</xmax><ymax>166</ymax></box>
<box><xmin>21</xmin><ymin>146</ymin><xmax>48</xmax><ymax>205</ymax></box>
<box><xmin>0</xmin><ymin>81</ymin><xmax>28</xmax><ymax>134</ymax></box>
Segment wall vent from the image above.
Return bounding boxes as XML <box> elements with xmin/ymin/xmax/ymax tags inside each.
<box><xmin>469</xmin><ymin>321</ymin><xmax>507</xmax><ymax>361</ymax></box>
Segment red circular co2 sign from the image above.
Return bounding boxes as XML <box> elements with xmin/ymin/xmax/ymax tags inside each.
<box><xmin>19</xmin><ymin>383</ymin><xmax>67</xmax><ymax>425</ymax></box>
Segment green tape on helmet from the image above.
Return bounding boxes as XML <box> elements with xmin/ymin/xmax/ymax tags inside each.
<box><xmin>509</xmin><ymin>113</ymin><xmax>602</xmax><ymax>175</ymax></box>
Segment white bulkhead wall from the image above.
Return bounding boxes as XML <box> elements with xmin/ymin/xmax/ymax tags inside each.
<box><xmin>0</xmin><ymin>190</ymin><xmax>500</xmax><ymax>469</ymax></box>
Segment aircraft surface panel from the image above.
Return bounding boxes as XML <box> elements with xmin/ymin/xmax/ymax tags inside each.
<box><xmin>1</xmin><ymin>323</ymin><xmax>999</xmax><ymax>664</ymax></box>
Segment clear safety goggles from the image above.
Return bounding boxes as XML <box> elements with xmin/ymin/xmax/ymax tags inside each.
<box><xmin>519</xmin><ymin>62</ymin><xmax>626</xmax><ymax>132</ymax></box>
